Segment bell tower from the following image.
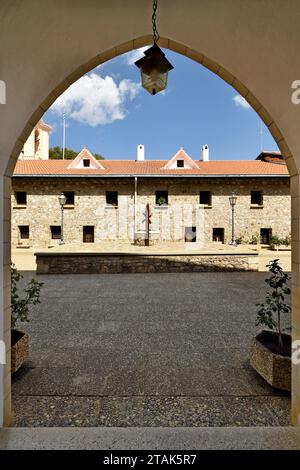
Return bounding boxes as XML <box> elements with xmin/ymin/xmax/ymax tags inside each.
<box><xmin>19</xmin><ymin>119</ymin><xmax>51</xmax><ymax>160</ymax></box>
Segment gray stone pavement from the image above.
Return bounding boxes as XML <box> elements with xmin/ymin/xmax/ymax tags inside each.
<box><xmin>12</xmin><ymin>272</ymin><xmax>291</xmax><ymax>427</ymax></box>
<box><xmin>1</xmin><ymin>427</ymin><xmax>300</xmax><ymax>450</ymax></box>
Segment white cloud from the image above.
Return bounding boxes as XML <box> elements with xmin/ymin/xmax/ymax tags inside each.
<box><xmin>50</xmin><ymin>72</ymin><xmax>140</xmax><ymax>127</ymax></box>
<box><xmin>233</xmin><ymin>94</ymin><xmax>251</xmax><ymax>109</ymax></box>
<box><xmin>124</xmin><ymin>47</ymin><xmax>149</xmax><ymax>65</ymax></box>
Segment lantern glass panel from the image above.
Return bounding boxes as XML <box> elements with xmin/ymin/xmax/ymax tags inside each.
<box><xmin>58</xmin><ymin>193</ymin><xmax>67</xmax><ymax>206</ymax></box>
<box><xmin>140</xmin><ymin>69</ymin><xmax>168</xmax><ymax>95</ymax></box>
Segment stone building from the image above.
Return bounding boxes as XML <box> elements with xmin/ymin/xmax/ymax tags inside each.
<box><xmin>11</xmin><ymin>141</ymin><xmax>290</xmax><ymax>248</ymax></box>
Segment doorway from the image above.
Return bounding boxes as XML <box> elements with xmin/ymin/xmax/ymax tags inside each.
<box><xmin>83</xmin><ymin>226</ymin><xmax>94</xmax><ymax>243</ymax></box>
<box><xmin>260</xmin><ymin>228</ymin><xmax>272</xmax><ymax>245</ymax></box>
<box><xmin>213</xmin><ymin>228</ymin><xmax>224</xmax><ymax>243</ymax></box>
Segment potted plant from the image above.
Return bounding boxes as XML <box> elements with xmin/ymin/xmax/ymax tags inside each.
<box><xmin>157</xmin><ymin>196</ymin><xmax>167</xmax><ymax>206</ymax></box>
<box><xmin>11</xmin><ymin>263</ymin><xmax>43</xmax><ymax>373</ymax></box>
<box><xmin>250</xmin><ymin>233</ymin><xmax>259</xmax><ymax>245</ymax></box>
<box><xmin>269</xmin><ymin>234</ymin><xmax>291</xmax><ymax>251</ymax></box>
<box><xmin>282</xmin><ymin>234</ymin><xmax>291</xmax><ymax>249</ymax></box>
<box><xmin>236</xmin><ymin>233</ymin><xmax>246</xmax><ymax>245</ymax></box>
<box><xmin>250</xmin><ymin>259</ymin><xmax>291</xmax><ymax>391</ymax></box>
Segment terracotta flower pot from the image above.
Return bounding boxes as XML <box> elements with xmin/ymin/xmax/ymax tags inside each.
<box><xmin>250</xmin><ymin>330</ymin><xmax>291</xmax><ymax>391</ymax></box>
<box><xmin>11</xmin><ymin>329</ymin><xmax>29</xmax><ymax>373</ymax></box>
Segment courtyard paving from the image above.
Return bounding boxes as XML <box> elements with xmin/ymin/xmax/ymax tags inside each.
<box><xmin>12</xmin><ymin>272</ymin><xmax>291</xmax><ymax>427</ymax></box>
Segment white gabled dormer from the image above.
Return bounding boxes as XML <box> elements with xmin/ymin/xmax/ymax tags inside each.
<box><xmin>67</xmin><ymin>148</ymin><xmax>105</xmax><ymax>170</ymax></box>
<box><xmin>161</xmin><ymin>148</ymin><xmax>199</xmax><ymax>170</ymax></box>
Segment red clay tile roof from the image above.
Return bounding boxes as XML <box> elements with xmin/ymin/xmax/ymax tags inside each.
<box><xmin>13</xmin><ymin>159</ymin><xmax>289</xmax><ymax>177</ymax></box>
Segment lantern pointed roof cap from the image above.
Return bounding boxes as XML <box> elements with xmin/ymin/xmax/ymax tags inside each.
<box><xmin>134</xmin><ymin>43</ymin><xmax>174</xmax><ymax>72</ymax></box>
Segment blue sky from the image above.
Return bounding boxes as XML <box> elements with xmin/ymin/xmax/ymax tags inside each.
<box><xmin>44</xmin><ymin>48</ymin><xmax>277</xmax><ymax>161</ymax></box>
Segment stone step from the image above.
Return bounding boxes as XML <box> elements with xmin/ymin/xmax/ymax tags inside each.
<box><xmin>0</xmin><ymin>426</ymin><xmax>300</xmax><ymax>450</ymax></box>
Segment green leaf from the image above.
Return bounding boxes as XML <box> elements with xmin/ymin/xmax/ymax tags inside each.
<box><xmin>11</xmin><ymin>263</ymin><xmax>43</xmax><ymax>328</ymax></box>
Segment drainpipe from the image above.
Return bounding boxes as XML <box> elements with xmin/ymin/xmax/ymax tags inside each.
<box><xmin>134</xmin><ymin>176</ymin><xmax>137</xmax><ymax>240</ymax></box>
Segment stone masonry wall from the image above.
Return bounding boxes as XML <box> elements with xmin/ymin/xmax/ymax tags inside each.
<box><xmin>36</xmin><ymin>253</ymin><xmax>259</xmax><ymax>274</ymax></box>
<box><xmin>11</xmin><ymin>177</ymin><xmax>290</xmax><ymax>247</ymax></box>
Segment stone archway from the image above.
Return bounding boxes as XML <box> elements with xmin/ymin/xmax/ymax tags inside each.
<box><xmin>1</xmin><ymin>0</ymin><xmax>300</xmax><ymax>427</ymax></box>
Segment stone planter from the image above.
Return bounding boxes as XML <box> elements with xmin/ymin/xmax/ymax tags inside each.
<box><xmin>250</xmin><ymin>330</ymin><xmax>291</xmax><ymax>391</ymax></box>
<box><xmin>270</xmin><ymin>245</ymin><xmax>291</xmax><ymax>251</ymax></box>
<box><xmin>11</xmin><ymin>329</ymin><xmax>29</xmax><ymax>373</ymax></box>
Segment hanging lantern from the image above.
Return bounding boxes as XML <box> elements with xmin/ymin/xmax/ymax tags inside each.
<box><xmin>135</xmin><ymin>44</ymin><xmax>173</xmax><ymax>95</ymax></box>
<box><xmin>135</xmin><ymin>0</ymin><xmax>173</xmax><ymax>95</ymax></box>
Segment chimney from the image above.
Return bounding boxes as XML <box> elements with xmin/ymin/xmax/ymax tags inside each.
<box><xmin>201</xmin><ymin>144</ymin><xmax>209</xmax><ymax>161</ymax></box>
<box><xmin>137</xmin><ymin>144</ymin><xmax>145</xmax><ymax>161</ymax></box>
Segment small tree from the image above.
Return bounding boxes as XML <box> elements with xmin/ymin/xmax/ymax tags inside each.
<box><xmin>256</xmin><ymin>259</ymin><xmax>290</xmax><ymax>352</ymax></box>
<box><xmin>49</xmin><ymin>146</ymin><xmax>104</xmax><ymax>160</ymax></box>
<box><xmin>282</xmin><ymin>234</ymin><xmax>291</xmax><ymax>247</ymax></box>
<box><xmin>11</xmin><ymin>263</ymin><xmax>43</xmax><ymax>329</ymax></box>
<box><xmin>236</xmin><ymin>232</ymin><xmax>246</xmax><ymax>245</ymax></box>
<box><xmin>269</xmin><ymin>234</ymin><xmax>281</xmax><ymax>249</ymax></box>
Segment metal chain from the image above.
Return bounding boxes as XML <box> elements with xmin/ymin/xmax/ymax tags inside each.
<box><xmin>152</xmin><ymin>0</ymin><xmax>160</xmax><ymax>44</ymax></box>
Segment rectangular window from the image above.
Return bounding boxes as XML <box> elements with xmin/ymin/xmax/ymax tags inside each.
<box><xmin>251</xmin><ymin>191</ymin><xmax>263</xmax><ymax>205</ymax></box>
<box><xmin>177</xmin><ymin>159</ymin><xmax>184</xmax><ymax>168</ymax></box>
<box><xmin>260</xmin><ymin>228</ymin><xmax>272</xmax><ymax>245</ymax></box>
<box><xmin>15</xmin><ymin>191</ymin><xmax>27</xmax><ymax>205</ymax></box>
<box><xmin>213</xmin><ymin>228</ymin><xmax>224</xmax><ymax>243</ymax></box>
<box><xmin>50</xmin><ymin>226</ymin><xmax>61</xmax><ymax>240</ymax></box>
<box><xmin>19</xmin><ymin>225</ymin><xmax>29</xmax><ymax>239</ymax></box>
<box><xmin>106</xmin><ymin>191</ymin><xmax>118</xmax><ymax>206</ymax></box>
<box><xmin>200</xmin><ymin>191</ymin><xmax>211</xmax><ymax>206</ymax></box>
<box><xmin>83</xmin><ymin>159</ymin><xmax>90</xmax><ymax>167</ymax></box>
<box><xmin>64</xmin><ymin>191</ymin><xmax>75</xmax><ymax>205</ymax></box>
<box><xmin>185</xmin><ymin>226</ymin><xmax>197</xmax><ymax>242</ymax></box>
<box><xmin>83</xmin><ymin>226</ymin><xmax>94</xmax><ymax>243</ymax></box>
<box><xmin>155</xmin><ymin>190</ymin><xmax>168</xmax><ymax>206</ymax></box>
